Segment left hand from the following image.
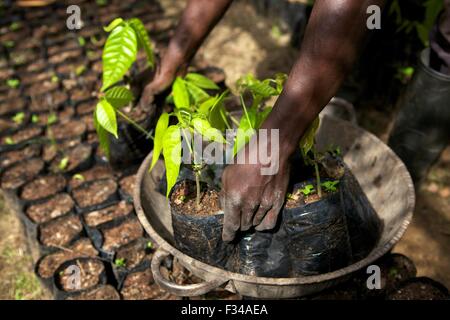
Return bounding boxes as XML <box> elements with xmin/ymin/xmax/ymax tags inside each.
<box><xmin>220</xmin><ymin>134</ymin><xmax>291</xmax><ymax>242</ymax></box>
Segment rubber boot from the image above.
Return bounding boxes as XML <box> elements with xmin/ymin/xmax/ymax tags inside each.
<box><xmin>388</xmin><ymin>49</ymin><xmax>450</xmax><ymax>184</ymax></box>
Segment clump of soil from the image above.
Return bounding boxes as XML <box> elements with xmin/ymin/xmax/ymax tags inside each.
<box><xmin>0</xmin><ymin>158</ymin><xmax>44</xmax><ymax>189</ymax></box>
<box><xmin>170</xmin><ymin>180</ymin><xmax>221</xmax><ymax>217</ymax></box>
<box><xmin>47</xmin><ymin>120</ymin><xmax>86</xmax><ymax>140</ymax></box>
<box><xmin>65</xmin><ymin>285</ymin><xmax>120</xmax><ymax>300</ymax></box>
<box><xmin>83</xmin><ymin>201</ymin><xmax>133</xmax><ymax>228</ymax></box>
<box><xmin>387</xmin><ymin>278</ymin><xmax>449</xmax><ymax>300</ymax></box>
<box><xmin>39</xmin><ymin>215</ymin><xmax>83</xmax><ymax>247</ymax></box>
<box><xmin>0</xmin><ymin>98</ymin><xmax>26</xmax><ymax>116</ymax></box>
<box><xmin>20</xmin><ymin>174</ymin><xmax>66</xmax><ymax>201</ymax></box>
<box><xmin>26</xmin><ymin>81</ymin><xmax>58</xmax><ymax>96</ymax></box>
<box><xmin>1</xmin><ymin>126</ymin><xmax>43</xmax><ymax>145</ymax></box>
<box><xmin>68</xmin><ymin>164</ymin><xmax>114</xmax><ymax>189</ymax></box>
<box><xmin>0</xmin><ymin>144</ymin><xmax>41</xmax><ymax>168</ymax></box>
<box><xmin>37</xmin><ymin>238</ymin><xmax>98</xmax><ymax>279</ymax></box>
<box><xmin>114</xmin><ymin>239</ymin><xmax>153</xmax><ymax>271</ymax></box>
<box><xmin>29</xmin><ymin>91</ymin><xmax>68</xmax><ymax>112</ymax></box>
<box><xmin>26</xmin><ymin>193</ymin><xmax>74</xmax><ymax>224</ymax></box>
<box><xmin>120</xmin><ymin>103</ymin><xmax>153</xmax><ymax>124</ymax></box>
<box><xmin>101</xmin><ymin>218</ymin><xmax>144</xmax><ymax>252</ymax></box>
<box><xmin>120</xmin><ymin>268</ymin><xmax>168</xmax><ymax>300</ymax></box>
<box><xmin>119</xmin><ymin>174</ymin><xmax>135</xmax><ymax>200</ymax></box>
<box><xmin>49</xmin><ymin>144</ymin><xmax>92</xmax><ymax>173</ymax></box>
<box><xmin>48</xmin><ymin>49</ymin><xmax>82</xmax><ymax>65</ymax></box>
<box><xmin>76</xmin><ymin>100</ymin><xmax>95</xmax><ymax>116</ymax></box>
<box><xmin>71</xmin><ymin>179</ymin><xmax>118</xmax><ymax>209</ymax></box>
<box><xmin>57</xmin><ymin>258</ymin><xmax>105</xmax><ymax>292</ymax></box>
<box><xmin>285</xmin><ymin>182</ymin><xmax>338</xmax><ymax>208</ymax></box>
<box><xmin>69</xmin><ymin>88</ymin><xmax>92</xmax><ymax>103</ymax></box>
<box><xmin>42</xmin><ymin>138</ymin><xmax>81</xmax><ymax>163</ymax></box>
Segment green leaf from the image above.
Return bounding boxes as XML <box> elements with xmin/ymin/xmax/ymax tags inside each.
<box><xmin>233</xmin><ymin>127</ymin><xmax>255</xmax><ymax>156</ymax></box>
<box><xmin>128</xmin><ymin>18</ymin><xmax>155</xmax><ymax>68</ymax></box>
<box><xmin>94</xmin><ymin>111</ymin><xmax>111</xmax><ymax>158</ymax></box>
<box><xmin>6</xmin><ymin>78</ymin><xmax>20</xmax><ymax>89</ymax></box>
<box><xmin>101</xmin><ymin>23</ymin><xmax>138</xmax><ymax>91</ymax></box>
<box><xmin>185</xmin><ymin>81</ymin><xmax>209</xmax><ymax>104</ymax></box>
<box><xmin>255</xmin><ymin>107</ymin><xmax>272</xmax><ymax>129</ymax></box>
<box><xmin>192</xmin><ymin>118</ymin><xmax>226</xmax><ymax>144</ymax></box>
<box><xmin>185</xmin><ymin>73</ymin><xmax>220</xmax><ymax>90</ymax></box>
<box><xmin>208</xmin><ymin>91</ymin><xmax>230</xmax><ymax>131</ymax></box>
<box><xmin>12</xmin><ymin>112</ymin><xmax>25</xmax><ymax>124</ymax></box>
<box><xmin>300</xmin><ymin>117</ymin><xmax>320</xmax><ymax>156</ymax></box>
<box><xmin>47</xmin><ymin>113</ymin><xmax>58</xmax><ymax>125</ymax></box>
<box><xmin>58</xmin><ymin>157</ymin><xmax>69</xmax><ymax>171</ymax></box>
<box><xmin>198</xmin><ymin>97</ymin><xmax>217</xmax><ymax>115</ymax></box>
<box><xmin>31</xmin><ymin>114</ymin><xmax>39</xmax><ymax>123</ymax></box>
<box><xmin>149</xmin><ymin>112</ymin><xmax>169</xmax><ymax>172</ymax></box>
<box><xmin>95</xmin><ymin>99</ymin><xmax>118</xmax><ymax>138</ymax></box>
<box><xmin>78</xmin><ymin>36</ymin><xmax>86</xmax><ymax>47</ymax></box>
<box><xmin>172</xmin><ymin>77</ymin><xmax>190</xmax><ymax>110</ymax></box>
<box><xmin>72</xmin><ymin>174</ymin><xmax>85</xmax><ymax>181</ymax></box>
<box><xmin>162</xmin><ymin>125</ymin><xmax>182</xmax><ymax>197</ymax></box>
<box><xmin>75</xmin><ymin>65</ymin><xmax>86</xmax><ymax>76</ymax></box>
<box><xmin>247</xmin><ymin>80</ymin><xmax>278</xmax><ymax>99</ymax></box>
<box><xmin>114</xmin><ymin>258</ymin><xmax>126</xmax><ymax>268</ymax></box>
<box><xmin>103</xmin><ymin>18</ymin><xmax>124</xmax><ymax>32</ymax></box>
<box><xmin>104</xmin><ymin>86</ymin><xmax>134</xmax><ymax>109</ymax></box>
<box><xmin>233</xmin><ymin>105</ymin><xmax>257</xmax><ymax>156</ymax></box>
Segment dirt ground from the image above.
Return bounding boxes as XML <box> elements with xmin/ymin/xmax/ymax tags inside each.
<box><xmin>0</xmin><ymin>194</ymin><xmax>51</xmax><ymax>299</ymax></box>
<box><xmin>0</xmin><ymin>0</ymin><xmax>448</xmax><ymax>299</ymax></box>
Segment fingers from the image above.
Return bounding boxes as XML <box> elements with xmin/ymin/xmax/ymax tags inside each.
<box><xmin>252</xmin><ymin>202</ymin><xmax>272</xmax><ymax>226</ymax></box>
<box><xmin>254</xmin><ymin>201</ymin><xmax>283</xmax><ymax>231</ymax></box>
<box><xmin>221</xmin><ymin>193</ymin><xmax>241</xmax><ymax>242</ymax></box>
<box><xmin>254</xmin><ymin>187</ymin><xmax>286</xmax><ymax>231</ymax></box>
<box><xmin>240</xmin><ymin>203</ymin><xmax>259</xmax><ymax>231</ymax></box>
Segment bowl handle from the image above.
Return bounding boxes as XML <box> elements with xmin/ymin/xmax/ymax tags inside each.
<box><xmin>151</xmin><ymin>248</ymin><xmax>228</xmax><ymax>297</ymax></box>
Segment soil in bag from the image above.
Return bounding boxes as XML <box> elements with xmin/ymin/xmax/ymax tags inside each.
<box><xmin>170</xmin><ymin>180</ymin><xmax>235</xmax><ymax>269</ymax></box>
<box><xmin>280</xmin><ymin>177</ymin><xmax>353</xmax><ymax>277</ymax></box>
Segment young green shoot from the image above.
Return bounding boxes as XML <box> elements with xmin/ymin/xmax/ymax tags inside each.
<box><xmin>300</xmin><ymin>184</ymin><xmax>315</xmax><ymax>197</ymax></box>
<box><xmin>150</xmin><ymin>73</ymin><xmax>225</xmax><ymax>208</ymax></box>
<box><xmin>114</xmin><ymin>258</ymin><xmax>126</xmax><ymax>268</ymax></box>
<box><xmin>321</xmin><ymin>180</ymin><xmax>339</xmax><ymax>193</ymax></box>
<box><xmin>94</xmin><ymin>17</ymin><xmax>156</xmax><ymax>158</ymax></box>
<box><xmin>12</xmin><ymin>112</ymin><xmax>25</xmax><ymax>125</ymax></box>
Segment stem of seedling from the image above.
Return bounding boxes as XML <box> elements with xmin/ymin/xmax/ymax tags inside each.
<box><xmin>240</xmin><ymin>94</ymin><xmax>252</xmax><ymax>127</ymax></box>
<box><xmin>116</xmin><ymin>109</ymin><xmax>154</xmax><ymax>140</ymax></box>
<box><xmin>312</xmin><ymin>147</ymin><xmax>322</xmax><ymax>198</ymax></box>
<box><xmin>195</xmin><ymin>170</ymin><xmax>201</xmax><ymax>210</ymax></box>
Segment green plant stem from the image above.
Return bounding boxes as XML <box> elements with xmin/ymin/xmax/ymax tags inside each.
<box><xmin>229</xmin><ymin>114</ymin><xmax>240</xmax><ymax>127</ymax></box>
<box><xmin>313</xmin><ymin>148</ymin><xmax>322</xmax><ymax>198</ymax></box>
<box><xmin>240</xmin><ymin>94</ymin><xmax>252</xmax><ymax>129</ymax></box>
<box><xmin>116</xmin><ymin>109</ymin><xmax>154</xmax><ymax>140</ymax></box>
<box><xmin>195</xmin><ymin>170</ymin><xmax>201</xmax><ymax>210</ymax></box>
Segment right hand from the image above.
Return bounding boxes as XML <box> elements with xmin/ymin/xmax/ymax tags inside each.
<box><xmin>136</xmin><ymin>64</ymin><xmax>177</xmax><ymax>109</ymax></box>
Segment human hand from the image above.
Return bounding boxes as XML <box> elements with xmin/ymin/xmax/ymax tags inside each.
<box><xmin>220</xmin><ymin>134</ymin><xmax>291</xmax><ymax>242</ymax></box>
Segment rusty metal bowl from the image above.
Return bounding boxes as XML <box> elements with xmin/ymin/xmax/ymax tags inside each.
<box><xmin>133</xmin><ymin>116</ymin><xmax>415</xmax><ymax>298</ymax></box>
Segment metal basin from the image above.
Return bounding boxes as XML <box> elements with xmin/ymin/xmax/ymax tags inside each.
<box><xmin>133</xmin><ymin>116</ymin><xmax>415</xmax><ymax>299</ymax></box>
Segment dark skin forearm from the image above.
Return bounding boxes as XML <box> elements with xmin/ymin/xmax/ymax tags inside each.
<box><xmin>221</xmin><ymin>0</ymin><xmax>386</xmax><ymax>241</ymax></box>
<box><xmin>163</xmin><ymin>0</ymin><xmax>234</xmax><ymax>71</ymax></box>
<box><xmin>264</xmin><ymin>0</ymin><xmax>386</xmax><ymax>154</ymax></box>
<box><xmin>150</xmin><ymin>0</ymin><xmax>233</xmax><ymax>92</ymax></box>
